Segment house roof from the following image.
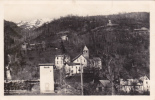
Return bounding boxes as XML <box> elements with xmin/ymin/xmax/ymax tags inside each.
<box><xmin>66</xmin><ymin>62</ymin><xmax>81</xmax><ymax>66</ymax></box>
<box><xmin>72</xmin><ymin>53</ymin><xmax>84</xmax><ymax>62</ymax></box>
<box><xmin>57</xmin><ymin>31</ymin><xmax>69</xmax><ymax>35</ymax></box>
<box><xmin>55</xmin><ymin>54</ymin><xmax>70</xmax><ymax>58</ymax></box>
<box><xmin>38</xmin><ymin>63</ymin><xmax>54</xmax><ymax>66</ymax></box>
<box><xmin>99</xmin><ymin>80</ymin><xmax>110</xmax><ymax>87</ymax></box>
<box><xmin>139</xmin><ymin>75</ymin><xmax>149</xmax><ymax>80</ymax></box>
<box><xmin>134</xmin><ymin>27</ymin><xmax>149</xmax><ymax>31</ymax></box>
<box><xmin>92</xmin><ymin>57</ymin><xmax>101</xmax><ymax>61</ymax></box>
<box><xmin>83</xmin><ymin>45</ymin><xmax>88</xmax><ymax>51</ymax></box>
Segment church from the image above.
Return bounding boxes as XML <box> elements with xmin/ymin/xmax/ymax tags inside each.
<box><xmin>59</xmin><ymin>45</ymin><xmax>102</xmax><ymax>76</ymax></box>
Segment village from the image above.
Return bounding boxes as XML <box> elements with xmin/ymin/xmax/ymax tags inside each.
<box><xmin>4</xmin><ymin>16</ymin><xmax>150</xmax><ymax>95</ymax></box>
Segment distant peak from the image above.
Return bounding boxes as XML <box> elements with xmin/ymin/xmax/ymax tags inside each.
<box><xmin>15</xmin><ymin>18</ymin><xmax>53</xmax><ymax>30</ymax></box>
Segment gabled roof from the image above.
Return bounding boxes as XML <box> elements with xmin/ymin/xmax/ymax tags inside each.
<box><xmin>38</xmin><ymin>63</ymin><xmax>54</xmax><ymax>66</ymax></box>
<box><xmin>139</xmin><ymin>75</ymin><xmax>149</xmax><ymax>80</ymax></box>
<box><xmin>72</xmin><ymin>53</ymin><xmax>86</xmax><ymax>62</ymax></box>
<box><xmin>92</xmin><ymin>57</ymin><xmax>101</xmax><ymax>61</ymax></box>
<box><xmin>66</xmin><ymin>62</ymin><xmax>81</xmax><ymax>66</ymax></box>
<box><xmin>99</xmin><ymin>80</ymin><xmax>110</xmax><ymax>87</ymax></box>
<box><xmin>83</xmin><ymin>45</ymin><xmax>88</xmax><ymax>51</ymax></box>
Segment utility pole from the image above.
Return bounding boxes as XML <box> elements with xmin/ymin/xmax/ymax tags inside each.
<box><xmin>80</xmin><ymin>59</ymin><xmax>83</xmax><ymax>95</ymax></box>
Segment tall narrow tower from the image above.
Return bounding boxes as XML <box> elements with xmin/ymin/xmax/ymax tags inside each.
<box><xmin>83</xmin><ymin>45</ymin><xmax>89</xmax><ymax>59</ymax></box>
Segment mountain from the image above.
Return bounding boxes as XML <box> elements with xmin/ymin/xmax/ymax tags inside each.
<box><xmin>30</xmin><ymin>12</ymin><xmax>149</xmax><ymax>79</ymax></box>
<box><xmin>4</xmin><ymin>12</ymin><xmax>150</xmax><ymax>80</ymax></box>
<box><xmin>16</xmin><ymin>18</ymin><xmax>53</xmax><ymax>30</ymax></box>
<box><xmin>4</xmin><ymin>20</ymin><xmax>22</xmax><ymax>50</ymax></box>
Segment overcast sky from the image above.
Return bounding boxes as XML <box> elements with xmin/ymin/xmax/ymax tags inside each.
<box><xmin>4</xmin><ymin>1</ymin><xmax>150</xmax><ymax>23</ymax></box>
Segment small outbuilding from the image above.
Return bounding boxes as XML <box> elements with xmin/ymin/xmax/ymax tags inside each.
<box><xmin>39</xmin><ymin>63</ymin><xmax>54</xmax><ymax>93</ymax></box>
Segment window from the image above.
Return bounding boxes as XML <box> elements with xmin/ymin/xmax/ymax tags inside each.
<box><xmin>84</xmin><ymin>60</ymin><xmax>85</xmax><ymax>62</ymax></box>
<box><xmin>57</xmin><ymin>57</ymin><xmax>58</xmax><ymax>59</ymax></box>
<box><xmin>57</xmin><ymin>61</ymin><xmax>58</xmax><ymax>64</ymax></box>
<box><xmin>77</xmin><ymin>59</ymin><xmax>78</xmax><ymax>62</ymax></box>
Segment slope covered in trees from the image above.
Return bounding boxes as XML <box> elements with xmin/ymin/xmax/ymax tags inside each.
<box><xmin>31</xmin><ymin>12</ymin><xmax>149</xmax><ymax>79</ymax></box>
<box><xmin>4</xmin><ymin>12</ymin><xmax>149</xmax><ymax>80</ymax></box>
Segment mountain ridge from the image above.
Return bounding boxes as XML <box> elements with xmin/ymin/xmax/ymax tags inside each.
<box><xmin>4</xmin><ymin>12</ymin><xmax>150</xmax><ymax>80</ymax></box>
<box><xmin>16</xmin><ymin>18</ymin><xmax>53</xmax><ymax>30</ymax></box>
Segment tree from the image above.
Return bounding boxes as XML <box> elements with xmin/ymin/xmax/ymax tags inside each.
<box><xmin>100</xmin><ymin>53</ymin><xmax>125</xmax><ymax>95</ymax></box>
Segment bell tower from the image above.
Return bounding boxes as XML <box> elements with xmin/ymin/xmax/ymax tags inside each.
<box><xmin>83</xmin><ymin>45</ymin><xmax>89</xmax><ymax>59</ymax></box>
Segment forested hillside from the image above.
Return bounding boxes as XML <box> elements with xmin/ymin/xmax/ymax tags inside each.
<box><xmin>33</xmin><ymin>12</ymin><xmax>150</xmax><ymax>79</ymax></box>
<box><xmin>4</xmin><ymin>12</ymin><xmax>150</xmax><ymax>80</ymax></box>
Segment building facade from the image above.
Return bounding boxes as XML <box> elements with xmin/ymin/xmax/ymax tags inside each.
<box><xmin>120</xmin><ymin>75</ymin><xmax>150</xmax><ymax>93</ymax></box>
<box><xmin>55</xmin><ymin>55</ymin><xmax>70</xmax><ymax>69</ymax></box>
<box><xmin>61</xmin><ymin>35</ymin><xmax>68</xmax><ymax>41</ymax></box>
<box><xmin>82</xmin><ymin>45</ymin><xmax>89</xmax><ymax>59</ymax></box>
<box><xmin>39</xmin><ymin>63</ymin><xmax>54</xmax><ymax>93</ymax></box>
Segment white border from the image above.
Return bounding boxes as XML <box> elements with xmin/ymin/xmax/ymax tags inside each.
<box><xmin>0</xmin><ymin>1</ymin><xmax>155</xmax><ymax>100</ymax></box>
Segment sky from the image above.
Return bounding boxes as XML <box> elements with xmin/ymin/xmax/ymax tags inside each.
<box><xmin>4</xmin><ymin>1</ymin><xmax>150</xmax><ymax>23</ymax></box>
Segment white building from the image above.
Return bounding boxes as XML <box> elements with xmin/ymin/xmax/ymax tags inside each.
<box><xmin>65</xmin><ymin>45</ymin><xmax>90</xmax><ymax>75</ymax></box>
<box><xmin>6</xmin><ymin>69</ymin><xmax>12</xmax><ymax>80</ymax></box>
<box><xmin>21</xmin><ymin>42</ymin><xmax>28</xmax><ymax>52</ymax></box>
<box><xmin>72</xmin><ymin>54</ymin><xmax>87</xmax><ymax>74</ymax></box>
<box><xmin>120</xmin><ymin>75</ymin><xmax>150</xmax><ymax>93</ymax></box>
<box><xmin>139</xmin><ymin>75</ymin><xmax>150</xmax><ymax>92</ymax></box>
<box><xmin>55</xmin><ymin>54</ymin><xmax>70</xmax><ymax>69</ymax></box>
<box><xmin>39</xmin><ymin>63</ymin><xmax>54</xmax><ymax>93</ymax></box>
<box><xmin>82</xmin><ymin>45</ymin><xmax>89</xmax><ymax>59</ymax></box>
<box><xmin>61</xmin><ymin>35</ymin><xmax>68</xmax><ymax>41</ymax></box>
<box><xmin>65</xmin><ymin>63</ymin><xmax>81</xmax><ymax>76</ymax></box>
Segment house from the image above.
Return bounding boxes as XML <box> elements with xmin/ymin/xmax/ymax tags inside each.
<box><xmin>66</xmin><ymin>45</ymin><xmax>89</xmax><ymax>74</ymax></box>
<box><xmin>120</xmin><ymin>75</ymin><xmax>150</xmax><ymax>93</ymax></box>
<box><xmin>134</xmin><ymin>27</ymin><xmax>149</xmax><ymax>31</ymax></box>
<box><xmin>71</xmin><ymin>54</ymin><xmax>88</xmax><ymax>74</ymax></box>
<box><xmin>64</xmin><ymin>45</ymin><xmax>103</xmax><ymax>75</ymax></box>
<box><xmin>120</xmin><ymin>79</ymin><xmax>134</xmax><ymax>93</ymax></box>
<box><xmin>21</xmin><ymin>42</ymin><xmax>28</xmax><ymax>53</ymax></box>
<box><xmin>64</xmin><ymin>45</ymin><xmax>89</xmax><ymax>75</ymax></box>
<box><xmin>107</xmin><ymin>20</ymin><xmax>118</xmax><ymax>27</ymax></box>
<box><xmin>61</xmin><ymin>35</ymin><xmax>68</xmax><ymax>41</ymax></box>
<box><xmin>55</xmin><ymin>54</ymin><xmax>70</xmax><ymax>69</ymax></box>
<box><xmin>29</xmin><ymin>43</ymin><xmax>36</xmax><ymax>50</ymax></box>
<box><xmin>89</xmin><ymin>57</ymin><xmax>102</xmax><ymax>69</ymax></box>
<box><xmin>6</xmin><ymin>68</ymin><xmax>12</xmax><ymax>80</ymax></box>
<box><xmin>134</xmin><ymin>27</ymin><xmax>149</xmax><ymax>35</ymax></box>
<box><xmin>92</xmin><ymin>57</ymin><xmax>102</xmax><ymax>69</ymax></box>
<box><xmin>96</xmin><ymin>80</ymin><xmax>110</xmax><ymax>92</ymax></box>
<box><xmin>65</xmin><ymin>62</ymin><xmax>81</xmax><ymax>76</ymax></box>
<box><xmin>139</xmin><ymin>75</ymin><xmax>150</xmax><ymax>92</ymax></box>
